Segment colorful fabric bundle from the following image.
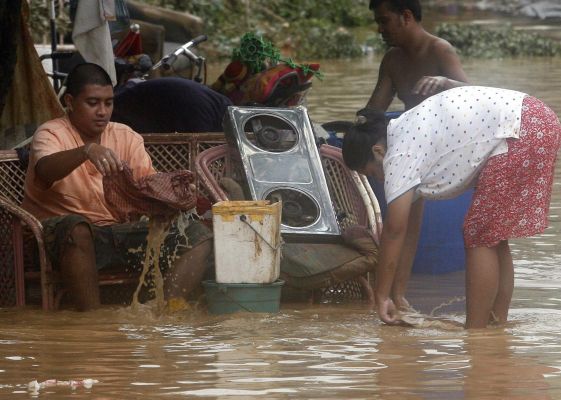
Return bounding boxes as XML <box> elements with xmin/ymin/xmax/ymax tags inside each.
<box><xmin>212</xmin><ymin>61</ymin><xmax>319</xmax><ymax>107</ymax></box>
<box><xmin>210</xmin><ymin>32</ymin><xmax>321</xmax><ymax>107</ymax></box>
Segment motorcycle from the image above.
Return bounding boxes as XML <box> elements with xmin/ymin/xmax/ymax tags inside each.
<box><xmin>110</xmin><ymin>32</ymin><xmax>229</xmax><ymax>134</ymax></box>
<box><xmin>111</xmin><ymin>31</ymin><xmax>321</xmax><ymax>134</ymax></box>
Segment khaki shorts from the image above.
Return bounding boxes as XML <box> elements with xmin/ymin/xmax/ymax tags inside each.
<box><xmin>41</xmin><ymin>214</ymin><xmax>213</xmax><ymax>272</ymax></box>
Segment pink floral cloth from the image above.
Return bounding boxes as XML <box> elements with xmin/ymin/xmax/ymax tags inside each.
<box><xmin>463</xmin><ymin>96</ymin><xmax>561</xmax><ymax>247</ymax></box>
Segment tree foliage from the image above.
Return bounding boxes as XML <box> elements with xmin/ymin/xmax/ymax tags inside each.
<box><xmin>25</xmin><ymin>1</ymin><xmax>561</xmax><ymax>59</ymax></box>
<box><xmin>436</xmin><ymin>22</ymin><xmax>561</xmax><ymax>58</ymax></box>
<box><xmin>141</xmin><ymin>0</ymin><xmax>370</xmax><ymax>59</ymax></box>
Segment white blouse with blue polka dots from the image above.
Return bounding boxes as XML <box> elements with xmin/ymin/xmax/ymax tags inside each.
<box><xmin>384</xmin><ymin>86</ymin><xmax>526</xmax><ymax>203</ymax></box>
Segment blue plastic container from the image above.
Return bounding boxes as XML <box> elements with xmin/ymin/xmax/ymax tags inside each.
<box><xmin>414</xmin><ymin>191</ymin><xmax>473</xmax><ymax>274</ymax></box>
<box><xmin>371</xmin><ymin>178</ymin><xmax>472</xmax><ymax>274</ymax></box>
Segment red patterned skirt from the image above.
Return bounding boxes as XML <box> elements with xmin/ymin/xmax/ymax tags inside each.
<box><xmin>463</xmin><ymin>96</ymin><xmax>561</xmax><ymax>248</ymax></box>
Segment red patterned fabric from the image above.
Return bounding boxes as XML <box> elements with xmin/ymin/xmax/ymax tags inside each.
<box><xmin>211</xmin><ymin>62</ymin><xmax>319</xmax><ymax>106</ymax></box>
<box><xmin>103</xmin><ymin>164</ymin><xmax>196</xmax><ymax>222</ymax></box>
<box><xmin>463</xmin><ymin>96</ymin><xmax>561</xmax><ymax>247</ymax></box>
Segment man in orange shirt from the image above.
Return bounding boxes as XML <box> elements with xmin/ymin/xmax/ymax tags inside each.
<box><xmin>23</xmin><ymin>63</ymin><xmax>212</xmax><ymax>311</ymax></box>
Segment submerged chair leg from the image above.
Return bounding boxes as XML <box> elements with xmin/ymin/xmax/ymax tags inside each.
<box><xmin>357</xmin><ymin>275</ymin><xmax>375</xmax><ymax>304</ymax></box>
<box><xmin>12</xmin><ymin>220</ymin><xmax>25</xmax><ymax>307</ymax></box>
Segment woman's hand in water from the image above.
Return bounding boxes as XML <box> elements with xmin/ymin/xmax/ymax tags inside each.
<box><xmin>376</xmin><ymin>296</ymin><xmax>400</xmax><ymax>325</ymax></box>
<box><xmin>392</xmin><ymin>295</ymin><xmax>416</xmax><ymax>312</ymax></box>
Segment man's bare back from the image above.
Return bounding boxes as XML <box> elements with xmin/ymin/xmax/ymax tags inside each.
<box><xmin>364</xmin><ymin>0</ymin><xmax>468</xmax><ymax>111</ymax></box>
<box><xmin>381</xmin><ymin>35</ymin><xmax>465</xmax><ymax>109</ymax></box>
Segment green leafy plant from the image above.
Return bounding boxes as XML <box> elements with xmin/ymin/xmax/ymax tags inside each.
<box><xmin>289</xmin><ymin>19</ymin><xmax>364</xmax><ymax>59</ymax></box>
<box><xmin>231</xmin><ymin>32</ymin><xmax>323</xmax><ymax>78</ymax></box>
<box><xmin>140</xmin><ymin>0</ymin><xmax>369</xmax><ymax>59</ymax></box>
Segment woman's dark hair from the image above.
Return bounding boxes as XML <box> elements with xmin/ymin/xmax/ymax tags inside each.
<box><xmin>369</xmin><ymin>0</ymin><xmax>422</xmax><ymax>21</ymax></box>
<box><xmin>342</xmin><ymin>108</ymin><xmax>388</xmax><ymax>171</ymax></box>
<box><xmin>64</xmin><ymin>63</ymin><xmax>113</xmax><ymax>97</ymax></box>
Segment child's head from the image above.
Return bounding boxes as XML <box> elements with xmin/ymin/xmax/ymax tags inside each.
<box><xmin>342</xmin><ymin>108</ymin><xmax>388</xmax><ymax>180</ymax></box>
<box><xmin>63</xmin><ymin>63</ymin><xmax>114</xmax><ymax>138</ymax></box>
<box><xmin>64</xmin><ymin>63</ymin><xmax>113</xmax><ymax>98</ymax></box>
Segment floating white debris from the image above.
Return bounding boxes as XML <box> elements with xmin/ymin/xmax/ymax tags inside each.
<box><xmin>26</xmin><ymin>378</ymin><xmax>99</xmax><ymax>394</ymax></box>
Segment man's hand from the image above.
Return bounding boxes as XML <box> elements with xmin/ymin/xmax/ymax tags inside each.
<box><xmin>376</xmin><ymin>296</ymin><xmax>400</xmax><ymax>325</ymax></box>
<box><xmin>84</xmin><ymin>143</ymin><xmax>123</xmax><ymax>176</ymax></box>
<box><xmin>412</xmin><ymin>75</ymin><xmax>449</xmax><ymax>97</ymax></box>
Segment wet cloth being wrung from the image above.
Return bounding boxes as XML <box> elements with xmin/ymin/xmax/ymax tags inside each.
<box><xmin>103</xmin><ymin>163</ymin><xmax>197</xmax><ymax>222</ymax></box>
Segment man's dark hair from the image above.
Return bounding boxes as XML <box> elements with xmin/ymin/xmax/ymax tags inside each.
<box><xmin>64</xmin><ymin>63</ymin><xmax>113</xmax><ymax>97</ymax></box>
<box><xmin>342</xmin><ymin>109</ymin><xmax>388</xmax><ymax>171</ymax></box>
<box><xmin>369</xmin><ymin>0</ymin><xmax>422</xmax><ymax>21</ymax></box>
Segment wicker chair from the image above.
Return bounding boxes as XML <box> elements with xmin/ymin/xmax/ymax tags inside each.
<box><xmin>0</xmin><ymin>150</ymin><xmax>55</xmax><ymax>309</ymax></box>
<box><xmin>195</xmin><ymin>143</ymin><xmax>382</xmax><ymax>301</ymax></box>
<box><xmin>0</xmin><ymin>133</ymin><xmax>227</xmax><ymax>310</ymax></box>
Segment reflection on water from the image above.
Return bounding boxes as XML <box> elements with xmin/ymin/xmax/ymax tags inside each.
<box><xmin>305</xmin><ymin>55</ymin><xmax>561</xmax><ymax>122</ymax></box>
<box><xmin>2</xmin><ymin>302</ymin><xmax>561</xmax><ymax>398</ymax></box>
<box><xmin>2</xmin><ymin>54</ymin><xmax>561</xmax><ymax>399</ymax></box>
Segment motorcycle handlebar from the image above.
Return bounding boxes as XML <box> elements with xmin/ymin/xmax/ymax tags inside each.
<box><xmin>161</xmin><ymin>54</ymin><xmax>178</xmax><ymax>71</ymax></box>
<box><xmin>190</xmin><ymin>34</ymin><xmax>208</xmax><ymax>47</ymax></box>
<box><xmin>159</xmin><ymin>35</ymin><xmax>208</xmax><ymax>71</ymax></box>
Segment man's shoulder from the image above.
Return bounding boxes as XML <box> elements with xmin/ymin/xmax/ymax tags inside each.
<box><xmin>32</xmin><ymin>117</ymin><xmax>73</xmax><ymax>145</ymax></box>
<box><xmin>429</xmin><ymin>35</ymin><xmax>457</xmax><ymax>56</ymax></box>
<box><xmin>383</xmin><ymin>46</ymin><xmax>405</xmax><ymax>59</ymax></box>
<box><xmin>36</xmin><ymin>117</ymin><xmax>69</xmax><ymax>134</ymax></box>
<box><xmin>381</xmin><ymin>47</ymin><xmax>406</xmax><ymax>68</ymax></box>
<box><xmin>107</xmin><ymin>121</ymin><xmax>142</xmax><ymax>138</ymax></box>
<box><xmin>104</xmin><ymin>122</ymin><xmax>145</xmax><ymax>152</ymax></box>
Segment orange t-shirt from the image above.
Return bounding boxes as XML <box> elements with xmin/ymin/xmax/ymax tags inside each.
<box><xmin>22</xmin><ymin>116</ymin><xmax>156</xmax><ymax>225</ymax></box>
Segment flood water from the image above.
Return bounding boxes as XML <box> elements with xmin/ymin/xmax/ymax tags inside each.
<box><xmin>3</xmin><ymin>35</ymin><xmax>561</xmax><ymax>400</ymax></box>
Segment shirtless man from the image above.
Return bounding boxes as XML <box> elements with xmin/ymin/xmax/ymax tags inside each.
<box><xmin>364</xmin><ymin>0</ymin><xmax>468</xmax><ymax>111</ymax></box>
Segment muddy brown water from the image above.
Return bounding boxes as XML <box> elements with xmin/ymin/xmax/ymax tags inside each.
<box><xmin>2</xmin><ymin>53</ymin><xmax>561</xmax><ymax>398</ymax></box>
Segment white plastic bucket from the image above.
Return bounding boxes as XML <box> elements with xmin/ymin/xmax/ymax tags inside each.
<box><xmin>212</xmin><ymin>200</ymin><xmax>282</xmax><ymax>284</ymax></box>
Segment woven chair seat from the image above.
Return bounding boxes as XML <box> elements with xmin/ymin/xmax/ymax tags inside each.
<box><xmin>0</xmin><ymin>133</ymin><xmax>382</xmax><ymax>308</ymax></box>
<box><xmin>0</xmin><ymin>132</ymin><xmax>227</xmax><ymax>310</ymax></box>
<box><xmin>280</xmin><ymin>242</ymin><xmax>374</xmax><ymax>288</ymax></box>
<box><xmin>195</xmin><ymin>143</ymin><xmax>382</xmax><ymax>302</ymax></box>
